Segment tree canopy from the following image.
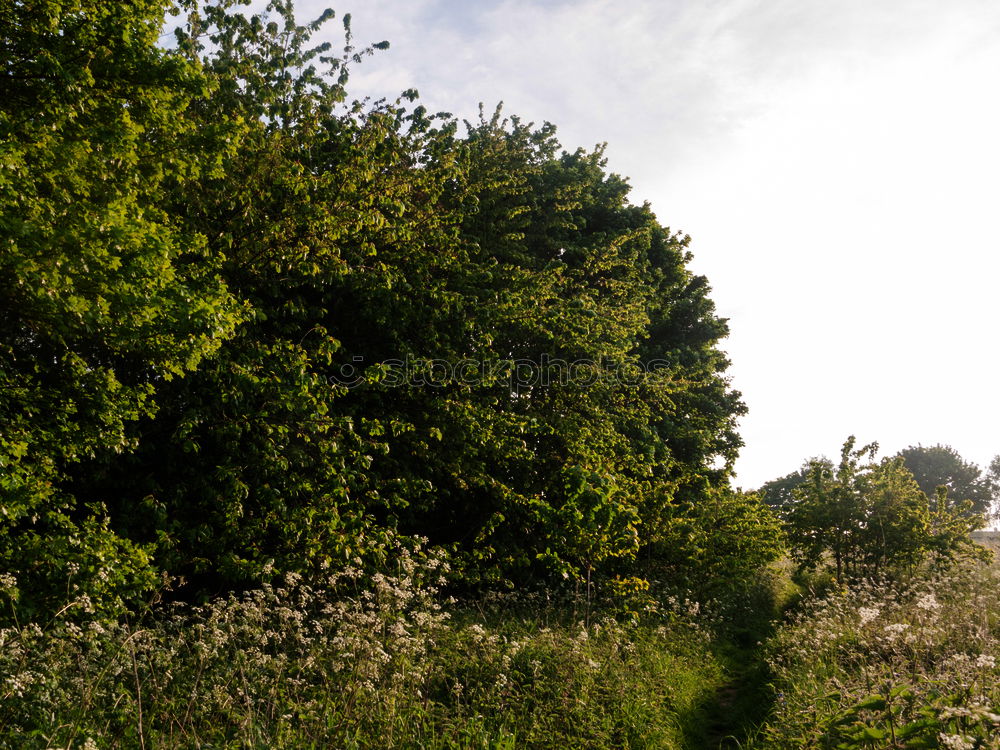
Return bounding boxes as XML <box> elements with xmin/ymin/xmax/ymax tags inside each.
<box><xmin>1</xmin><ymin>0</ymin><xmax>774</xmax><ymax>616</ymax></box>
<box><xmin>757</xmin><ymin>459</ymin><xmax>831</xmax><ymax>509</ymax></box>
<box><xmin>1</xmin><ymin>0</ymin><xmax>245</xmax><ymax>614</ymax></box>
<box><xmin>783</xmin><ymin>437</ymin><xmax>986</xmax><ymax>582</ymax></box>
<box><xmin>897</xmin><ymin>444</ymin><xmax>998</xmax><ymax>519</ymax></box>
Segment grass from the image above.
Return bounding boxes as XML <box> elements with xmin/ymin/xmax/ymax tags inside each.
<box><xmin>0</xmin><ymin>546</ymin><xmax>729</xmax><ymax>749</ymax></box>
<box><xmin>753</xmin><ymin>551</ymin><xmax>1000</xmax><ymax>748</ymax></box>
<box><xmin>683</xmin><ymin>558</ymin><xmax>802</xmax><ymax>748</ymax></box>
<box><xmin>9</xmin><ymin>545</ymin><xmax>998</xmax><ymax>748</ymax></box>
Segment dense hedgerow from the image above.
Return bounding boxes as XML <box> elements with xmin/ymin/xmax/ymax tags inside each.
<box><xmin>2</xmin><ymin>0</ymin><xmax>754</xmax><ymax>620</ymax></box>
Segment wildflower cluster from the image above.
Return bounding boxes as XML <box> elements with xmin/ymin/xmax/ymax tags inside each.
<box><xmin>0</xmin><ymin>543</ymin><xmax>721</xmax><ymax>749</ymax></box>
<box><xmin>761</xmin><ymin>557</ymin><xmax>1000</xmax><ymax>748</ymax></box>
<box><xmin>0</xmin><ymin>544</ymin><xmax>451</xmax><ymax>749</ymax></box>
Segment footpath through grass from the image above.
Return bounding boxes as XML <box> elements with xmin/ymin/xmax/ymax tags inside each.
<box><xmin>696</xmin><ymin>634</ymin><xmax>776</xmax><ymax>748</ymax></box>
<box><xmin>681</xmin><ymin>559</ymin><xmax>805</xmax><ymax>749</ymax></box>
<box><xmin>36</xmin><ymin>553</ymin><xmax>1000</xmax><ymax>749</ymax></box>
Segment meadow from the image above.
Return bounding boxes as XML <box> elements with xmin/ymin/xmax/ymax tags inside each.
<box><xmin>754</xmin><ymin>539</ymin><xmax>1000</xmax><ymax>749</ymax></box>
<box><xmin>4</xmin><ymin>540</ymin><xmax>999</xmax><ymax>748</ymax></box>
<box><xmin>0</xmin><ymin>543</ymin><xmax>728</xmax><ymax>749</ymax></box>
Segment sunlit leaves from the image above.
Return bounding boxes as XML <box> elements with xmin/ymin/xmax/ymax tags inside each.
<box><xmin>0</xmin><ymin>0</ymin><xmax>242</xmax><ymax>615</ymax></box>
<box><xmin>4</xmin><ymin>0</ymin><xmax>750</xmax><ymax>613</ymax></box>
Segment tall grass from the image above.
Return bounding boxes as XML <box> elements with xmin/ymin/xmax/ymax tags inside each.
<box><xmin>758</xmin><ymin>552</ymin><xmax>1000</xmax><ymax>748</ymax></box>
<box><xmin>0</xmin><ymin>546</ymin><xmax>724</xmax><ymax>749</ymax></box>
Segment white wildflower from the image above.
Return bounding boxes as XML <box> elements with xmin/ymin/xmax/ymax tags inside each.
<box><xmin>858</xmin><ymin>606</ymin><xmax>880</xmax><ymax>625</ymax></box>
<box><xmin>939</xmin><ymin>733</ymin><xmax>975</xmax><ymax>750</ymax></box>
<box><xmin>916</xmin><ymin>593</ymin><xmax>940</xmax><ymax>611</ymax></box>
<box><xmin>883</xmin><ymin>623</ymin><xmax>909</xmax><ymax>639</ymax></box>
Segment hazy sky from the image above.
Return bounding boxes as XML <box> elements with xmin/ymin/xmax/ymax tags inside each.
<box><xmin>295</xmin><ymin>0</ymin><xmax>1000</xmax><ymax>487</ymax></box>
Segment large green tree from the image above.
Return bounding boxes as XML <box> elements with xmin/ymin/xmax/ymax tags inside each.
<box><xmin>10</xmin><ymin>0</ymin><xmax>754</xmax><ymax>611</ymax></box>
<box><xmin>897</xmin><ymin>444</ymin><xmax>998</xmax><ymax>519</ymax></box>
<box><xmin>320</xmin><ymin>110</ymin><xmax>747</xmax><ymax>584</ymax></box>
<box><xmin>66</xmin><ymin>1</ymin><xmax>420</xmax><ymax>589</ymax></box>
<box><xmin>0</xmin><ymin>0</ymin><xmax>243</xmax><ymax>614</ymax></box>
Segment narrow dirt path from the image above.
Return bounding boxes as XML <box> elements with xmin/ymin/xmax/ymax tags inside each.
<box><xmin>685</xmin><ymin>597</ymin><xmax>784</xmax><ymax>748</ymax></box>
<box><xmin>699</xmin><ymin>655</ymin><xmax>773</xmax><ymax>748</ymax></box>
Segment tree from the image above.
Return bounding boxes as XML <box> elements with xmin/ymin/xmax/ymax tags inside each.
<box><xmin>12</xmin><ymin>0</ymin><xmax>754</xmax><ymax>610</ymax></box>
<box><xmin>785</xmin><ymin>437</ymin><xmax>985</xmax><ymax>582</ymax></box>
<box><xmin>989</xmin><ymin>455</ymin><xmax>1000</xmax><ymax>509</ymax></box>
<box><xmin>785</xmin><ymin>438</ymin><xmax>878</xmax><ymax>582</ymax></box>
<box><xmin>857</xmin><ymin>456</ymin><xmax>933</xmax><ymax>577</ymax></box>
<box><xmin>898</xmin><ymin>444</ymin><xmax>997</xmax><ymax>519</ymax></box>
<box><xmin>654</xmin><ymin>484</ymin><xmax>785</xmax><ymax>593</ymax></box>
<box><xmin>0</xmin><ymin>0</ymin><xmax>243</xmax><ymax>615</ymax></box>
<box><xmin>757</xmin><ymin>458</ymin><xmax>832</xmax><ymax>509</ymax></box>
<box><xmin>68</xmin><ymin>1</ymin><xmax>419</xmax><ymax>589</ymax></box>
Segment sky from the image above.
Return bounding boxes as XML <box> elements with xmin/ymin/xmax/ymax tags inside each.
<box><xmin>293</xmin><ymin>0</ymin><xmax>1000</xmax><ymax>488</ymax></box>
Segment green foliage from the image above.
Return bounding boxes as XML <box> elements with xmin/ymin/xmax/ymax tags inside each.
<box><xmin>899</xmin><ymin>443</ymin><xmax>999</xmax><ymax>520</ymax></box>
<box><xmin>0</xmin><ymin>0</ymin><xmax>244</xmax><ymax>615</ymax></box>
<box><xmin>4</xmin><ymin>0</ymin><xmax>754</xmax><ymax>619</ymax></box>
<box><xmin>690</xmin><ymin>489</ymin><xmax>786</xmax><ymax>584</ymax></box>
<box><xmin>784</xmin><ymin>437</ymin><xmax>985</xmax><ymax>583</ymax></box>
<box><xmin>635</xmin><ymin>485</ymin><xmax>785</xmax><ymax>602</ymax></box>
<box><xmin>46</xmin><ymin>2</ymin><xmax>749</xmax><ymax>600</ymax></box>
<box><xmin>757</xmin><ymin>458</ymin><xmax>832</xmax><ymax>509</ymax></box>
<box><xmin>21</xmin><ymin>2</ymin><xmax>1000</xmax><ymax>746</ymax></box>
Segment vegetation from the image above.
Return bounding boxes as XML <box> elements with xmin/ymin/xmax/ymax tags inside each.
<box><xmin>783</xmin><ymin>437</ymin><xmax>985</xmax><ymax>583</ymax></box>
<box><xmin>758</xmin><ymin>554</ymin><xmax>1000</xmax><ymax>748</ymax></box>
<box><xmin>2</xmin><ymin>1</ymin><xmax>998</xmax><ymax>748</ymax></box>
<box><xmin>3</xmin><ymin>0</ymin><xmax>753</xmax><ymax>618</ymax></box>
<box><xmin>899</xmin><ymin>444</ymin><xmax>1000</xmax><ymax>520</ymax></box>
<box><xmin>760</xmin><ymin>444</ymin><xmax>1000</xmax><ymax>523</ymax></box>
<box><xmin>0</xmin><ymin>544</ymin><xmax>727</xmax><ymax>749</ymax></box>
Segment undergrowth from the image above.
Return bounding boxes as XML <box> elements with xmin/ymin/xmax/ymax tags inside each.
<box><xmin>16</xmin><ymin>543</ymin><xmax>999</xmax><ymax>748</ymax></box>
<box><xmin>0</xmin><ymin>545</ymin><xmax>725</xmax><ymax>749</ymax></box>
<box><xmin>757</xmin><ymin>553</ymin><xmax>1000</xmax><ymax>749</ymax></box>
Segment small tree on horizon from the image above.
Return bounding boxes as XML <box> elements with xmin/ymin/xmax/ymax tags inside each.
<box><xmin>785</xmin><ymin>437</ymin><xmax>986</xmax><ymax>583</ymax></box>
<box><xmin>898</xmin><ymin>443</ymin><xmax>998</xmax><ymax>520</ymax></box>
